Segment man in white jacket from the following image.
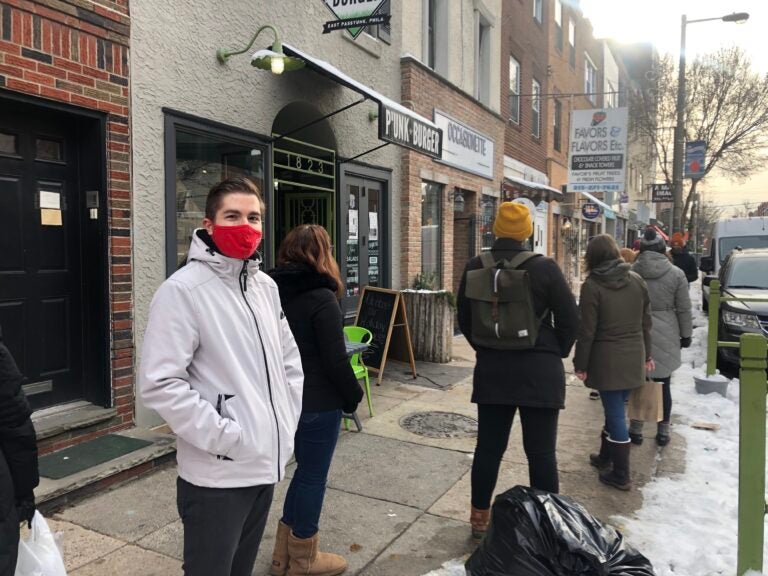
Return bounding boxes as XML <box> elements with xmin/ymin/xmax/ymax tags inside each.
<box><xmin>140</xmin><ymin>177</ymin><xmax>303</xmax><ymax>576</ymax></box>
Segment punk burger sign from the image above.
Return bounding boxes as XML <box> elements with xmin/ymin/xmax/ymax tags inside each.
<box><xmin>380</xmin><ymin>104</ymin><xmax>442</xmax><ymax>159</ymax></box>
<box><xmin>567</xmin><ymin>107</ymin><xmax>628</xmax><ymax>193</ymax></box>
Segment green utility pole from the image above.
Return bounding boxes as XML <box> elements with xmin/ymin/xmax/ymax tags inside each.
<box><xmin>737</xmin><ymin>333</ymin><xmax>768</xmax><ymax>575</ymax></box>
<box><xmin>706</xmin><ymin>280</ymin><xmax>721</xmax><ymax>376</ymax></box>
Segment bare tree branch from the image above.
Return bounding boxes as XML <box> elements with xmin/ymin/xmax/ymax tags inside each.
<box><xmin>630</xmin><ymin>47</ymin><xmax>768</xmax><ymax>229</ymax></box>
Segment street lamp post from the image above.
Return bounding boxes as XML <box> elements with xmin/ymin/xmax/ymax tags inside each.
<box><xmin>671</xmin><ymin>12</ymin><xmax>749</xmax><ymax>234</ymax></box>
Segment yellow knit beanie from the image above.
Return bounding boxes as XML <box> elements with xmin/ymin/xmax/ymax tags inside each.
<box><xmin>492</xmin><ymin>202</ymin><xmax>533</xmax><ymax>241</ymax></box>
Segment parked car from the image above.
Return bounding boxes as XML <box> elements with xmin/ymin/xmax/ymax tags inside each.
<box><xmin>704</xmin><ymin>248</ymin><xmax>768</xmax><ymax>369</ymax></box>
<box><xmin>700</xmin><ymin>217</ymin><xmax>768</xmax><ymax>311</ymax></box>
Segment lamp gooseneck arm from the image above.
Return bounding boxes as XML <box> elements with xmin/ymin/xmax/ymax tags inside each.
<box><xmin>217</xmin><ymin>25</ymin><xmax>280</xmax><ymax>63</ymax></box>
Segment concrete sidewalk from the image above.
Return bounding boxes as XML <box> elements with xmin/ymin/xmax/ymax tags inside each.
<box><xmin>39</xmin><ymin>337</ymin><xmax>685</xmax><ymax>575</ymax></box>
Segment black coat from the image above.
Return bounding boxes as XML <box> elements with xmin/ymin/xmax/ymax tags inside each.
<box><xmin>269</xmin><ymin>265</ymin><xmax>364</xmax><ymax>413</ymax></box>
<box><xmin>0</xmin><ymin>327</ymin><xmax>39</xmax><ymax>509</ymax></box>
<box><xmin>457</xmin><ymin>239</ymin><xmax>580</xmax><ymax>409</ymax></box>
<box><xmin>671</xmin><ymin>248</ymin><xmax>698</xmax><ymax>283</ymax></box>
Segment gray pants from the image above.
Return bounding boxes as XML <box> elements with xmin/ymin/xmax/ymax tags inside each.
<box><xmin>177</xmin><ymin>477</ymin><xmax>274</xmax><ymax>576</ymax></box>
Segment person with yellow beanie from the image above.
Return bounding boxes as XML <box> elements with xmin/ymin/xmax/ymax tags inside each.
<box><xmin>492</xmin><ymin>202</ymin><xmax>534</xmax><ymax>241</ymax></box>
<box><xmin>456</xmin><ymin>201</ymin><xmax>579</xmax><ymax>542</ymax></box>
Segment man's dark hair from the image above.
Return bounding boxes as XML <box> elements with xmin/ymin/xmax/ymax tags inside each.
<box><xmin>205</xmin><ymin>177</ymin><xmax>264</xmax><ymax>220</ymax></box>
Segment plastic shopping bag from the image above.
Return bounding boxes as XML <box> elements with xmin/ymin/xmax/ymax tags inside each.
<box><xmin>14</xmin><ymin>511</ymin><xmax>67</xmax><ymax>576</ymax></box>
<box><xmin>466</xmin><ymin>486</ymin><xmax>655</xmax><ymax>576</ymax></box>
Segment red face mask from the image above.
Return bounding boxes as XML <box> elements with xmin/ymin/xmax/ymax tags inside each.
<box><xmin>211</xmin><ymin>225</ymin><xmax>263</xmax><ymax>260</ymax></box>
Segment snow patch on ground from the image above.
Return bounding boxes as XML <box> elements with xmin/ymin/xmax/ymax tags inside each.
<box><xmin>616</xmin><ymin>282</ymin><xmax>762</xmax><ymax>575</ymax></box>
<box><xmin>419</xmin><ymin>557</ymin><xmax>468</xmax><ymax>576</ymax></box>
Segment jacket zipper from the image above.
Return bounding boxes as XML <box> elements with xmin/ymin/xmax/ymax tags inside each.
<box><xmin>239</xmin><ymin>260</ymin><xmax>282</xmax><ymax>481</ymax></box>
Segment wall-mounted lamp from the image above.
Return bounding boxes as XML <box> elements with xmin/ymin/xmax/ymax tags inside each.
<box><xmin>562</xmin><ymin>217</ymin><xmax>572</xmax><ymax>231</ymax></box>
<box><xmin>216</xmin><ymin>25</ymin><xmax>305</xmax><ymax>75</ymax></box>
<box><xmin>448</xmin><ymin>188</ymin><xmax>465</xmax><ymax>213</ymax></box>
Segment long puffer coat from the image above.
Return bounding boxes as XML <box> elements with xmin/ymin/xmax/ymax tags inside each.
<box><xmin>573</xmin><ymin>259</ymin><xmax>653</xmax><ymax>392</ymax></box>
<box><xmin>457</xmin><ymin>238</ymin><xmax>580</xmax><ymax>409</ymax></box>
<box><xmin>632</xmin><ymin>251</ymin><xmax>693</xmax><ymax>379</ymax></box>
<box><xmin>0</xmin><ymin>327</ymin><xmax>39</xmax><ymax>575</ymax></box>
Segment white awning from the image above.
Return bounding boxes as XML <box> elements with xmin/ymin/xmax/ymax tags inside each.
<box><xmin>578</xmin><ymin>190</ymin><xmax>614</xmax><ymax>213</ymax></box>
<box><xmin>506</xmin><ymin>176</ymin><xmax>563</xmax><ymax>198</ymax></box>
<box><xmin>282</xmin><ymin>43</ymin><xmax>442</xmax><ymax>159</ymax></box>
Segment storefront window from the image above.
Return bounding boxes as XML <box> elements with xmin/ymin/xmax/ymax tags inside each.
<box><xmin>421</xmin><ymin>181</ymin><xmax>442</xmax><ymax>284</ymax></box>
<box><xmin>480</xmin><ymin>195</ymin><xmax>498</xmax><ymax>251</ymax></box>
<box><xmin>173</xmin><ymin>128</ymin><xmax>266</xmax><ymax>268</ymax></box>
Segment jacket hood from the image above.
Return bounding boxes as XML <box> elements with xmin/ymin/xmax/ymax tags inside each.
<box><xmin>632</xmin><ymin>250</ymin><xmax>673</xmax><ymax>280</ymax></box>
<box><xmin>187</xmin><ymin>229</ymin><xmax>262</xmax><ymax>277</ymax></box>
<box><xmin>589</xmin><ymin>258</ymin><xmax>632</xmax><ymax>289</ymax></box>
<box><xmin>269</xmin><ymin>263</ymin><xmax>339</xmax><ymax>301</ymax></box>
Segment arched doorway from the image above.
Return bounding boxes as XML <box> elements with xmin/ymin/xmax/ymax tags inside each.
<box><xmin>271</xmin><ymin>102</ymin><xmax>337</xmax><ymax>258</ymax></box>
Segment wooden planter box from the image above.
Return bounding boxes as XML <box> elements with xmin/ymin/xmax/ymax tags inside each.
<box><xmin>401</xmin><ymin>290</ymin><xmax>454</xmax><ymax>363</ymax></box>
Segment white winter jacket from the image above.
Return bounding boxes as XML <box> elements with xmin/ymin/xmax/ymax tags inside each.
<box><xmin>140</xmin><ymin>230</ymin><xmax>303</xmax><ymax>488</ymax></box>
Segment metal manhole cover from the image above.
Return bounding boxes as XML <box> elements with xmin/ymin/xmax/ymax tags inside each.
<box><xmin>399</xmin><ymin>411</ymin><xmax>478</xmax><ymax>438</ymax></box>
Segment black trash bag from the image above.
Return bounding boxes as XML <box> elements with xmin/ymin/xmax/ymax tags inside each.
<box><xmin>466</xmin><ymin>486</ymin><xmax>655</xmax><ymax>576</ymax></box>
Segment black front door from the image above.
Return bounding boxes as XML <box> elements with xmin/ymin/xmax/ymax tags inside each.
<box><xmin>342</xmin><ymin>175</ymin><xmax>385</xmax><ymax>315</ymax></box>
<box><xmin>0</xmin><ymin>98</ymin><xmax>105</xmax><ymax>409</ymax></box>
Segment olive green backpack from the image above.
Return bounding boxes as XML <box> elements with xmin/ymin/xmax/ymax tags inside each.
<box><xmin>464</xmin><ymin>251</ymin><xmax>548</xmax><ymax>350</ymax></box>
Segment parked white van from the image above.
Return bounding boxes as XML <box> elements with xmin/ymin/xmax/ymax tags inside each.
<box><xmin>700</xmin><ymin>216</ymin><xmax>768</xmax><ymax>310</ymax></box>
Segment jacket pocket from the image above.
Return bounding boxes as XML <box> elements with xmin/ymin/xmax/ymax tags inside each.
<box><xmin>215</xmin><ymin>394</ymin><xmax>239</xmax><ymax>461</ymax></box>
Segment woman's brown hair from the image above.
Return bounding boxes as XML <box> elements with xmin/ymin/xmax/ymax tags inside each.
<box><xmin>619</xmin><ymin>247</ymin><xmax>636</xmax><ymax>263</ymax></box>
<box><xmin>585</xmin><ymin>234</ymin><xmax>622</xmax><ymax>272</ymax></box>
<box><xmin>277</xmin><ymin>225</ymin><xmax>344</xmax><ymax>298</ymax></box>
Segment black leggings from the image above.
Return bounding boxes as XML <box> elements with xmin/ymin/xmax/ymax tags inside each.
<box><xmin>471</xmin><ymin>404</ymin><xmax>560</xmax><ymax>509</ymax></box>
<box><xmin>657</xmin><ymin>376</ymin><xmax>672</xmax><ymax>423</ymax></box>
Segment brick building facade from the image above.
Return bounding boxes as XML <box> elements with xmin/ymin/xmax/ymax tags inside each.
<box><xmin>0</xmin><ymin>0</ymin><xmax>132</xmax><ymax>454</ymax></box>
<box><xmin>400</xmin><ymin>57</ymin><xmax>505</xmax><ymax>294</ymax></box>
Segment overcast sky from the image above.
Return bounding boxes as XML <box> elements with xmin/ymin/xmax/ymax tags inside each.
<box><xmin>581</xmin><ymin>0</ymin><xmax>768</xmax><ymax>211</ymax></box>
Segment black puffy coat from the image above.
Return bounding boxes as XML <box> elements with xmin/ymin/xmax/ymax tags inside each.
<box><xmin>269</xmin><ymin>264</ymin><xmax>364</xmax><ymax>414</ymax></box>
<box><xmin>0</xmin><ymin>327</ymin><xmax>39</xmax><ymax>574</ymax></box>
<box><xmin>0</xmin><ymin>328</ymin><xmax>38</xmax><ymax>500</ymax></box>
<box><xmin>457</xmin><ymin>239</ymin><xmax>580</xmax><ymax>409</ymax></box>
<box><xmin>671</xmin><ymin>247</ymin><xmax>698</xmax><ymax>283</ymax></box>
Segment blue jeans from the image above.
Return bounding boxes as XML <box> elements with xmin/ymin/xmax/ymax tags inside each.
<box><xmin>600</xmin><ymin>389</ymin><xmax>631</xmax><ymax>442</ymax></box>
<box><xmin>282</xmin><ymin>409</ymin><xmax>342</xmax><ymax>538</ymax></box>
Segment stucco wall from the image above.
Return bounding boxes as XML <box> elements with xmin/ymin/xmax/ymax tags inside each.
<box><xmin>131</xmin><ymin>1</ymin><xmax>402</xmax><ymax>426</ymax></box>
<box><xmin>398</xmin><ymin>0</ymin><xmax>501</xmax><ymax>112</ymax></box>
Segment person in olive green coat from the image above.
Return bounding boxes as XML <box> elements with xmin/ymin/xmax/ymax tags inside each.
<box><xmin>574</xmin><ymin>235</ymin><xmax>654</xmax><ymax>491</ymax></box>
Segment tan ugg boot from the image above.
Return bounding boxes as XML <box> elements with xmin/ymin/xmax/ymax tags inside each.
<box><xmin>287</xmin><ymin>531</ymin><xmax>347</xmax><ymax>576</ymax></box>
<box><xmin>470</xmin><ymin>506</ymin><xmax>491</xmax><ymax>543</ymax></box>
<box><xmin>269</xmin><ymin>520</ymin><xmax>291</xmax><ymax>576</ymax></box>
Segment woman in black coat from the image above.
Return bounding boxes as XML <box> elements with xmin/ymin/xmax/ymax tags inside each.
<box><xmin>0</xmin><ymin>326</ymin><xmax>39</xmax><ymax>576</ymax></box>
<box><xmin>457</xmin><ymin>202</ymin><xmax>580</xmax><ymax>542</ymax></box>
<box><xmin>267</xmin><ymin>225</ymin><xmax>363</xmax><ymax>576</ymax></box>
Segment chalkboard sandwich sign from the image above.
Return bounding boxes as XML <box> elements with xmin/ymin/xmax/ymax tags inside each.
<box><xmin>354</xmin><ymin>287</ymin><xmax>417</xmax><ymax>385</ymax></box>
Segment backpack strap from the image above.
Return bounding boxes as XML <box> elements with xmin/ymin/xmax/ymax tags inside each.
<box><xmin>506</xmin><ymin>251</ymin><xmax>541</xmax><ymax>270</ymax></box>
<box><xmin>505</xmin><ymin>251</ymin><xmax>551</xmax><ymax>323</ymax></box>
<box><xmin>479</xmin><ymin>252</ymin><xmax>498</xmax><ymax>269</ymax></box>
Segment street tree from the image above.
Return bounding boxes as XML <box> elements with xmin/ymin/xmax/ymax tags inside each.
<box><xmin>630</xmin><ymin>47</ymin><xmax>768</xmax><ymax>232</ymax></box>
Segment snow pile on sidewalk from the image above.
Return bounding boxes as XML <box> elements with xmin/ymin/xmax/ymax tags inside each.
<box><xmin>420</xmin><ymin>558</ymin><xmax>468</xmax><ymax>576</ymax></box>
<box><xmin>616</xmin><ymin>282</ymin><xmax>762</xmax><ymax>575</ymax></box>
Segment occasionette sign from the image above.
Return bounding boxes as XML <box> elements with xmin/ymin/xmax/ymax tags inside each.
<box><xmin>651</xmin><ymin>183</ymin><xmax>672</xmax><ymax>203</ymax></box>
<box><xmin>379</xmin><ymin>104</ymin><xmax>442</xmax><ymax>159</ymax></box>
<box><xmin>567</xmin><ymin>107</ymin><xmax>628</xmax><ymax>193</ymax></box>
<box><xmin>433</xmin><ymin>110</ymin><xmax>494</xmax><ymax>179</ymax></box>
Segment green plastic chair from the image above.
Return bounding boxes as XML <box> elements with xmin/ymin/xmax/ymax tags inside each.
<box><xmin>343</xmin><ymin>326</ymin><xmax>374</xmax><ymax>430</ymax></box>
